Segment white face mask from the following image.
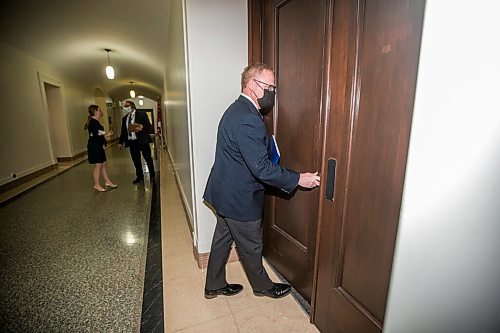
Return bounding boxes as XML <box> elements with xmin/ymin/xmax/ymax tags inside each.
<box><xmin>124</xmin><ymin>106</ymin><xmax>132</xmax><ymax>113</ymax></box>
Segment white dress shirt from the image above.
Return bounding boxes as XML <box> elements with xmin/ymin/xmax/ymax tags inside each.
<box><xmin>127</xmin><ymin>111</ymin><xmax>137</xmax><ymax>140</ymax></box>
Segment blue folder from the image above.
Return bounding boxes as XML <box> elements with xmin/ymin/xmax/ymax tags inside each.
<box><xmin>269</xmin><ymin>135</ymin><xmax>280</xmax><ymax>164</ymax></box>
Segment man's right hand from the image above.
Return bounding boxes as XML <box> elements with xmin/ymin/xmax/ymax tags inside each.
<box><xmin>118</xmin><ymin>144</ymin><xmax>123</xmax><ymax>150</ymax></box>
<box><xmin>298</xmin><ymin>172</ymin><xmax>320</xmax><ymax>188</ymax></box>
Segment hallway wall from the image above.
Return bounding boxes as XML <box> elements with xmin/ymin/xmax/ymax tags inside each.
<box><xmin>384</xmin><ymin>2</ymin><xmax>500</xmax><ymax>332</ymax></box>
<box><xmin>184</xmin><ymin>0</ymin><xmax>248</xmax><ymax>253</ymax></box>
<box><xmin>164</xmin><ymin>0</ymin><xmax>194</xmax><ymax>224</ymax></box>
<box><xmin>163</xmin><ymin>0</ymin><xmax>247</xmax><ymax>253</ymax></box>
<box><xmin>0</xmin><ymin>42</ymin><xmax>93</xmax><ymax>187</ymax></box>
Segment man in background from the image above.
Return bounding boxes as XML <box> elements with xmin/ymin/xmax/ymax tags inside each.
<box><xmin>118</xmin><ymin>100</ymin><xmax>156</xmax><ymax>184</ymax></box>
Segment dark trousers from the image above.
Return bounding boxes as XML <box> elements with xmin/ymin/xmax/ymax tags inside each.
<box><xmin>205</xmin><ymin>214</ymin><xmax>274</xmax><ymax>292</ymax></box>
<box><xmin>129</xmin><ymin>141</ymin><xmax>155</xmax><ymax>179</ymax></box>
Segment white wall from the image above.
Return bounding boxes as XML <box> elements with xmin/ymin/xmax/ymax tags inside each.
<box><xmin>164</xmin><ymin>0</ymin><xmax>194</xmax><ymax>224</ymax></box>
<box><xmin>185</xmin><ymin>0</ymin><xmax>248</xmax><ymax>253</ymax></box>
<box><xmin>0</xmin><ymin>42</ymin><xmax>92</xmax><ymax>186</ymax></box>
<box><xmin>384</xmin><ymin>2</ymin><xmax>500</xmax><ymax>332</ymax></box>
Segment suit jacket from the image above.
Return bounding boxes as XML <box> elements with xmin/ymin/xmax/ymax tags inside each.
<box><xmin>119</xmin><ymin>111</ymin><xmax>153</xmax><ymax>147</ymax></box>
<box><xmin>203</xmin><ymin>95</ymin><xmax>299</xmax><ymax>222</ymax></box>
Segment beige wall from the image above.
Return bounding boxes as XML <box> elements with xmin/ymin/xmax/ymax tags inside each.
<box><xmin>94</xmin><ymin>96</ymin><xmax>109</xmax><ymax>133</ymax></box>
<box><xmin>164</xmin><ymin>0</ymin><xmax>194</xmax><ymax>225</ymax></box>
<box><xmin>94</xmin><ymin>89</ymin><xmax>110</xmax><ymax>134</ymax></box>
<box><xmin>0</xmin><ymin>42</ymin><xmax>93</xmax><ymax>186</ymax></box>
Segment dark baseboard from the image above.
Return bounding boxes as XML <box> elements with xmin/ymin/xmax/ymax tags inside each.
<box><xmin>0</xmin><ymin>164</ymin><xmax>57</xmax><ymax>194</ymax></box>
<box><xmin>56</xmin><ymin>150</ymin><xmax>87</xmax><ymax>163</ymax></box>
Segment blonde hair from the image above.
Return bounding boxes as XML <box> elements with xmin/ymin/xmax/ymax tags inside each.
<box><xmin>241</xmin><ymin>63</ymin><xmax>274</xmax><ymax>90</ymax></box>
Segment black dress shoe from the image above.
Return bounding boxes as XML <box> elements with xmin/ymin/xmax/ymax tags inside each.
<box><xmin>204</xmin><ymin>284</ymin><xmax>243</xmax><ymax>299</ymax></box>
<box><xmin>132</xmin><ymin>178</ymin><xmax>144</xmax><ymax>184</ymax></box>
<box><xmin>253</xmin><ymin>283</ymin><xmax>292</xmax><ymax>299</ymax></box>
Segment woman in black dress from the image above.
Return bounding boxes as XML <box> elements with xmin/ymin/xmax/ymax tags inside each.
<box><xmin>84</xmin><ymin>105</ymin><xmax>117</xmax><ymax>192</ymax></box>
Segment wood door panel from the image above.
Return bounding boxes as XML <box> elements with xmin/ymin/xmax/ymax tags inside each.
<box><xmin>273</xmin><ymin>0</ymin><xmax>325</xmax><ymax>246</ymax></box>
<box><xmin>340</xmin><ymin>0</ymin><xmax>426</xmax><ymax>321</ymax></box>
<box><xmin>268</xmin><ymin>225</ymin><xmax>311</xmax><ymax>291</ymax></box>
<box><xmin>261</xmin><ymin>0</ymin><xmax>328</xmax><ymax>302</ymax></box>
<box><xmin>313</xmin><ymin>0</ymin><xmax>426</xmax><ymax>331</ymax></box>
<box><xmin>330</xmin><ymin>288</ymin><xmax>382</xmax><ymax>333</ymax></box>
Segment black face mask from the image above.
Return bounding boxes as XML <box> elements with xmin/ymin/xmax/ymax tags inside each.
<box><xmin>257</xmin><ymin>89</ymin><xmax>276</xmax><ymax>112</ymax></box>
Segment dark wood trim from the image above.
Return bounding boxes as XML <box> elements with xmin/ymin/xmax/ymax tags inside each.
<box><xmin>56</xmin><ymin>150</ymin><xmax>88</xmax><ymax>163</ymax></box>
<box><xmin>0</xmin><ymin>164</ymin><xmax>57</xmax><ymax>194</ymax></box>
<box><xmin>311</xmin><ymin>0</ymin><xmax>336</xmax><ymax>320</ymax></box>
<box><xmin>248</xmin><ymin>0</ymin><xmax>263</xmax><ymax>63</ymax></box>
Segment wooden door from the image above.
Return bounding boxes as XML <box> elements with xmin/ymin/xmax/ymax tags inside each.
<box><xmin>313</xmin><ymin>1</ymin><xmax>425</xmax><ymax>332</ymax></box>
<box><xmin>257</xmin><ymin>0</ymin><xmax>329</xmax><ymax>302</ymax></box>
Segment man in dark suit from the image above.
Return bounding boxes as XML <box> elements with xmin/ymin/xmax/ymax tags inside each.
<box><xmin>118</xmin><ymin>100</ymin><xmax>156</xmax><ymax>184</ymax></box>
<box><xmin>203</xmin><ymin>63</ymin><xmax>320</xmax><ymax>300</ymax></box>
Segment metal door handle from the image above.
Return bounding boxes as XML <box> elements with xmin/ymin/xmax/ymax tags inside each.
<box><xmin>325</xmin><ymin>158</ymin><xmax>336</xmax><ymax>201</ymax></box>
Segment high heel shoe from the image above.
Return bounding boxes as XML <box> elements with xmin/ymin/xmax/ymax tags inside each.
<box><xmin>105</xmin><ymin>182</ymin><xmax>118</xmax><ymax>188</ymax></box>
<box><xmin>94</xmin><ymin>185</ymin><xmax>106</xmax><ymax>192</ymax></box>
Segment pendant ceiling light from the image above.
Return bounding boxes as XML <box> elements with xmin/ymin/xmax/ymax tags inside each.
<box><xmin>129</xmin><ymin>82</ymin><xmax>136</xmax><ymax>98</ymax></box>
<box><xmin>104</xmin><ymin>49</ymin><xmax>115</xmax><ymax>80</ymax></box>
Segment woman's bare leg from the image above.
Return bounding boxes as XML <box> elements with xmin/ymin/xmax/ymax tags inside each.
<box><xmin>93</xmin><ymin>164</ymin><xmax>106</xmax><ymax>191</ymax></box>
<box><xmin>101</xmin><ymin>161</ymin><xmax>116</xmax><ymax>187</ymax></box>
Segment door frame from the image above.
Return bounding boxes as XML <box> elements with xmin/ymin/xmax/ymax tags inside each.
<box><xmin>37</xmin><ymin>72</ymin><xmax>74</xmax><ymax>162</ymax></box>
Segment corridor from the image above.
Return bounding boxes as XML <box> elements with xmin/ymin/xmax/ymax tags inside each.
<box><xmin>0</xmin><ymin>146</ymin><xmax>318</xmax><ymax>332</ymax></box>
<box><xmin>0</xmin><ymin>146</ymin><xmax>154</xmax><ymax>331</ymax></box>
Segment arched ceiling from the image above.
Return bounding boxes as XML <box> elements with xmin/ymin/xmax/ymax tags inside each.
<box><xmin>0</xmin><ymin>0</ymin><xmax>171</xmax><ymax>101</ymax></box>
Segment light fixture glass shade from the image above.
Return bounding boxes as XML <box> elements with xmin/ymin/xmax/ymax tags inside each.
<box><xmin>130</xmin><ymin>89</ymin><xmax>136</xmax><ymax>98</ymax></box>
<box><xmin>105</xmin><ymin>65</ymin><xmax>115</xmax><ymax>79</ymax></box>
<box><xmin>139</xmin><ymin>99</ymin><xmax>144</xmax><ymax>106</ymax></box>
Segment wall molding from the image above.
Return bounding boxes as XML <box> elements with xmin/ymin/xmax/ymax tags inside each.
<box><xmin>73</xmin><ymin>147</ymin><xmax>87</xmax><ymax>155</ymax></box>
<box><xmin>0</xmin><ymin>163</ymin><xmax>56</xmax><ymax>193</ymax></box>
<box><xmin>56</xmin><ymin>150</ymin><xmax>87</xmax><ymax>162</ymax></box>
<box><xmin>167</xmin><ymin>147</ymin><xmax>194</xmax><ymax>228</ymax></box>
<box><xmin>0</xmin><ymin>160</ymin><xmax>55</xmax><ymax>187</ymax></box>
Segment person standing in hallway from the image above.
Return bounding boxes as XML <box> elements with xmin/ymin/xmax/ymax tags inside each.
<box><xmin>203</xmin><ymin>63</ymin><xmax>320</xmax><ymax>300</ymax></box>
<box><xmin>118</xmin><ymin>100</ymin><xmax>156</xmax><ymax>184</ymax></box>
<box><xmin>84</xmin><ymin>104</ymin><xmax>117</xmax><ymax>192</ymax></box>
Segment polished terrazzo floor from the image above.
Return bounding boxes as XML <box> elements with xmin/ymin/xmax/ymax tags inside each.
<box><xmin>0</xmin><ymin>146</ymin><xmax>155</xmax><ymax>332</ymax></box>
<box><xmin>0</xmin><ymin>145</ymin><xmax>319</xmax><ymax>333</ymax></box>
